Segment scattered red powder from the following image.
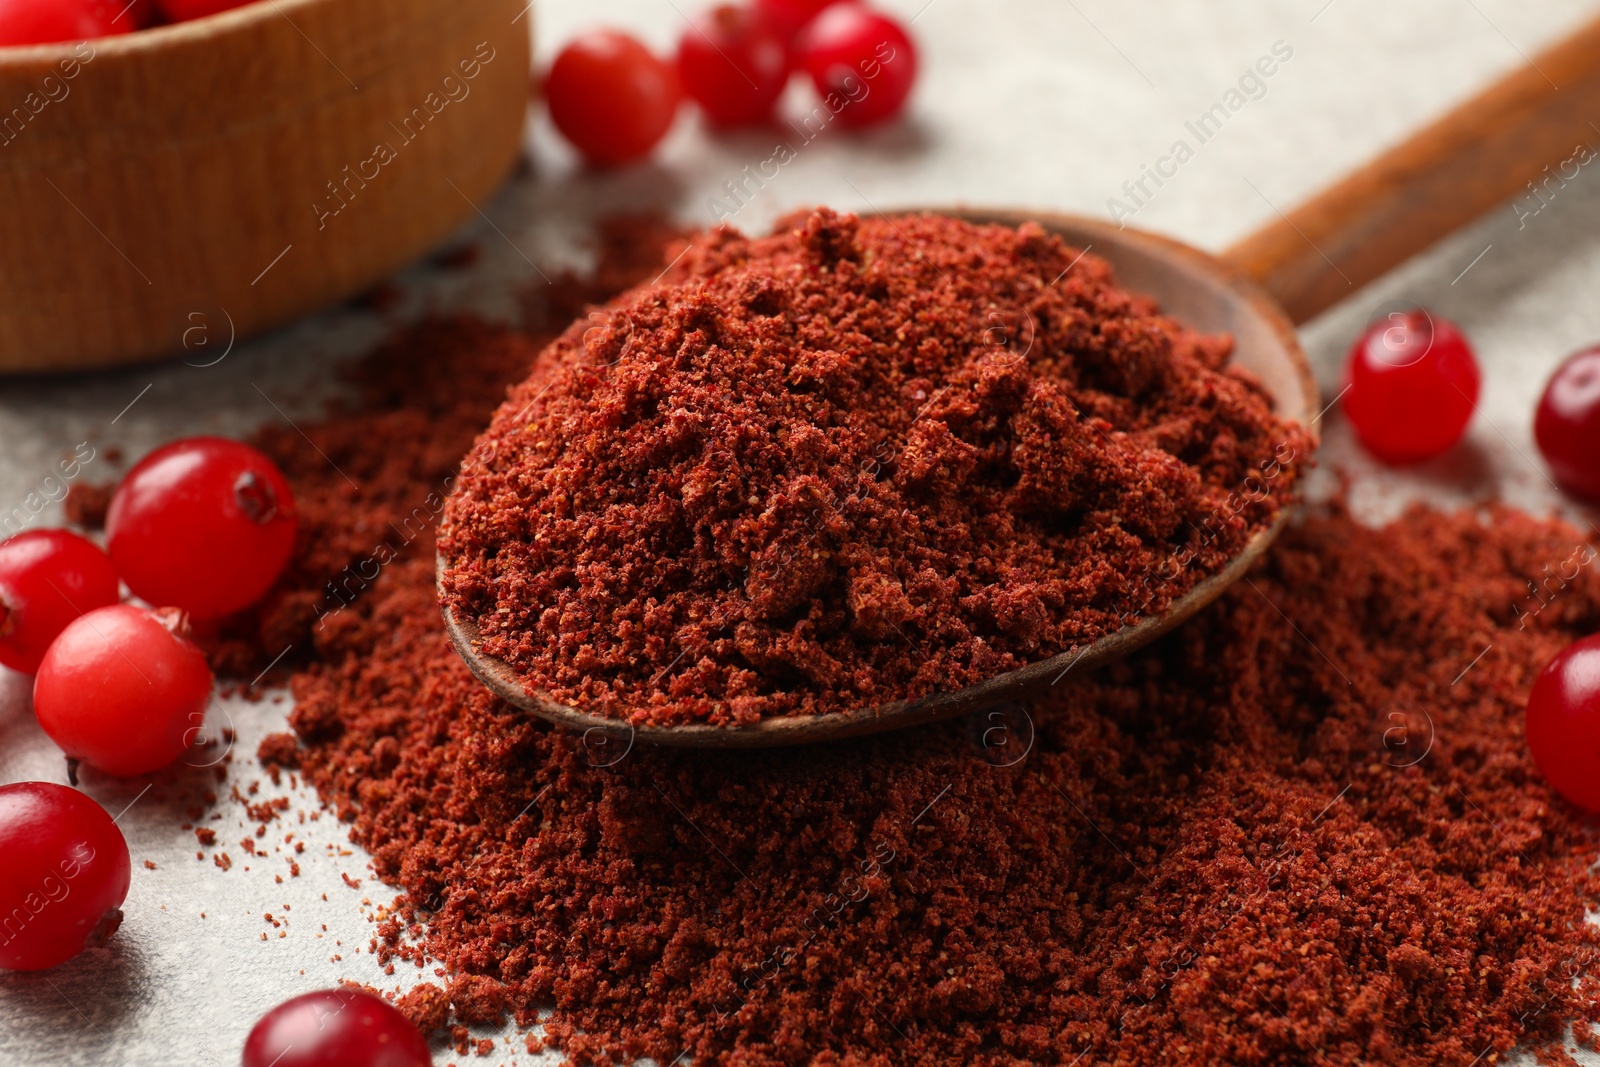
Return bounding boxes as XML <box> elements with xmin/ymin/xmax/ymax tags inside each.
<box><xmin>63</xmin><ymin>480</ymin><xmax>111</xmax><ymax>529</ymax></box>
<box><xmin>439</xmin><ymin>209</ymin><xmax>1308</xmax><ymax>727</ymax></box>
<box><xmin>448</xmin><ymin>974</ymin><xmax>509</xmax><ymax>1028</ymax></box>
<box><xmin>394</xmin><ymin>982</ymin><xmax>451</xmax><ymax>1036</ymax></box>
<box><xmin>432</xmin><ymin>243</ymin><xmax>483</xmax><ymax>271</ymax></box>
<box><xmin>235</xmin><ymin>216</ymin><xmax>1600</xmax><ymax>1066</ymax></box>
<box><xmin>256</xmin><ymin>731</ymin><xmax>300</xmax><ymax>769</ymax></box>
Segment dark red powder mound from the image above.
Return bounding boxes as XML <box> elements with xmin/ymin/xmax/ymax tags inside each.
<box><xmin>228</xmin><ymin>220</ymin><xmax>1600</xmax><ymax>1067</ymax></box>
<box><xmin>272</xmin><ymin>498</ymin><xmax>1600</xmax><ymax>1066</ymax></box>
<box><xmin>438</xmin><ymin>209</ymin><xmax>1308</xmax><ymax>727</ymax></box>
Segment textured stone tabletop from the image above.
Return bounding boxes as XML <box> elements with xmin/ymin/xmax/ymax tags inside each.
<box><xmin>3</xmin><ymin>1</ymin><xmax>1600</xmax><ymax>1064</ymax></box>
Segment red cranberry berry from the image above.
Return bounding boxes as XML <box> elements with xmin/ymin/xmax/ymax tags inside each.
<box><xmin>1526</xmin><ymin>634</ymin><xmax>1600</xmax><ymax>811</ymax></box>
<box><xmin>679</xmin><ymin>4</ymin><xmax>791</xmax><ymax>126</ymax></box>
<box><xmin>155</xmin><ymin>0</ymin><xmax>253</xmax><ymax>21</ymax></box>
<box><xmin>1341</xmin><ymin>309</ymin><xmax>1480</xmax><ymax>463</ymax></box>
<box><xmin>0</xmin><ymin>0</ymin><xmax>138</xmax><ymax>46</ymax></box>
<box><xmin>1534</xmin><ymin>344</ymin><xmax>1600</xmax><ymax>501</ymax></box>
<box><xmin>106</xmin><ymin>437</ymin><xmax>298</xmax><ymax>620</ymax></box>
<box><xmin>793</xmin><ymin>4</ymin><xmax>918</xmax><ymax>128</ymax></box>
<box><xmin>34</xmin><ymin>603</ymin><xmax>214</xmax><ymax>777</ymax></box>
<box><xmin>242</xmin><ymin>989</ymin><xmax>432</xmax><ymax>1067</ymax></box>
<box><xmin>755</xmin><ymin>0</ymin><xmax>839</xmax><ymax>40</ymax></box>
<box><xmin>0</xmin><ymin>530</ymin><xmax>121</xmax><ymax>675</ymax></box>
<box><xmin>546</xmin><ymin>30</ymin><xmax>682</xmax><ymax>167</ymax></box>
<box><xmin>0</xmin><ymin>782</ymin><xmax>131</xmax><ymax>971</ymax></box>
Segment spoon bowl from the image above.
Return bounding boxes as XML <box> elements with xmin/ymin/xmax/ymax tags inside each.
<box><xmin>440</xmin><ymin>208</ymin><xmax>1318</xmax><ymax>748</ymax></box>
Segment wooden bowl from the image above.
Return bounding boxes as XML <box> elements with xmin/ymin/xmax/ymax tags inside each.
<box><xmin>0</xmin><ymin>0</ymin><xmax>531</xmax><ymax>373</ymax></box>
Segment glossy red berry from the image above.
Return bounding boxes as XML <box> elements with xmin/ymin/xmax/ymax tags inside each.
<box><xmin>545</xmin><ymin>30</ymin><xmax>682</xmax><ymax>167</ymax></box>
<box><xmin>1534</xmin><ymin>344</ymin><xmax>1600</xmax><ymax>500</ymax></box>
<box><xmin>679</xmin><ymin>5</ymin><xmax>790</xmax><ymax>126</ymax></box>
<box><xmin>1342</xmin><ymin>309</ymin><xmax>1480</xmax><ymax>463</ymax></box>
<box><xmin>0</xmin><ymin>782</ymin><xmax>131</xmax><ymax>971</ymax></box>
<box><xmin>1526</xmin><ymin>634</ymin><xmax>1600</xmax><ymax>811</ymax></box>
<box><xmin>756</xmin><ymin>0</ymin><xmax>839</xmax><ymax>39</ymax></box>
<box><xmin>0</xmin><ymin>530</ymin><xmax>121</xmax><ymax>675</ymax></box>
<box><xmin>34</xmin><ymin>604</ymin><xmax>214</xmax><ymax>777</ymax></box>
<box><xmin>107</xmin><ymin>437</ymin><xmax>297</xmax><ymax>620</ymax></box>
<box><xmin>0</xmin><ymin>0</ymin><xmax>138</xmax><ymax>45</ymax></box>
<box><xmin>243</xmin><ymin>989</ymin><xmax>432</xmax><ymax>1067</ymax></box>
<box><xmin>793</xmin><ymin>4</ymin><xmax>917</xmax><ymax>128</ymax></box>
<box><xmin>154</xmin><ymin>0</ymin><xmax>252</xmax><ymax>21</ymax></box>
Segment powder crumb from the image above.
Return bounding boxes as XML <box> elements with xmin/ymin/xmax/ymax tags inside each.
<box><xmin>194</xmin><ymin>827</ymin><xmax>216</xmax><ymax>847</ymax></box>
<box><xmin>258</xmin><ymin>732</ymin><xmax>302</xmax><ymax>770</ymax></box>
<box><xmin>395</xmin><ymin>982</ymin><xmax>452</xmax><ymax>1036</ymax></box>
<box><xmin>62</xmin><ymin>481</ymin><xmax>112</xmax><ymax>530</ymax></box>
<box><xmin>448</xmin><ymin>975</ymin><xmax>508</xmax><ymax>1028</ymax></box>
<box><xmin>243</xmin><ymin>796</ymin><xmax>289</xmax><ymax>824</ymax></box>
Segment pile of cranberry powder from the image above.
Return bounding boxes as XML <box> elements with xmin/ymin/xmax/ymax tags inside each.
<box><xmin>229</xmin><ymin>218</ymin><xmax>1600</xmax><ymax>1067</ymax></box>
<box><xmin>438</xmin><ymin>209</ymin><xmax>1308</xmax><ymax>726</ymax></box>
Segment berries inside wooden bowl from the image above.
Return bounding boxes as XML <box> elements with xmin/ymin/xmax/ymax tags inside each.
<box><xmin>0</xmin><ymin>0</ymin><xmax>531</xmax><ymax>372</ymax></box>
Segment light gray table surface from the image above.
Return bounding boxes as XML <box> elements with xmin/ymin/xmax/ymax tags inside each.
<box><xmin>4</xmin><ymin>1</ymin><xmax>1600</xmax><ymax>1064</ymax></box>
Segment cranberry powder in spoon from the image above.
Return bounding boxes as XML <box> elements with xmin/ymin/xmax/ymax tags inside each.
<box><xmin>438</xmin><ymin>209</ymin><xmax>1307</xmax><ymax>727</ymax></box>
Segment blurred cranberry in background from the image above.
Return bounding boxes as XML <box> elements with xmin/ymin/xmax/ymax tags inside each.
<box><xmin>546</xmin><ymin>29</ymin><xmax>683</xmax><ymax>166</ymax></box>
<box><xmin>679</xmin><ymin>4</ymin><xmax>791</xmax><ymax>126</ymax></box>
<box><xmin>0</xmin><ymin>0</ymin><xmax>139</xmax><ymax>46</ymax></box>
<box><xmin>756</xmin><ymin>0</ymin><xmax>839</xmax><ymax>40</ymax></box>
<box><xmin>1535</xmin><ymin>344</ymin><xmax>1600</xmax><ymax>501</ymax></box>
<box><xmin>156</xmin><ymin>0</ymin><xmax>255</xmax><ymax>21</ymax></box>
<box><xmin>793</xmin><ymin>3</ymin><xmax>918</xmax><ymax>127</ymax></box>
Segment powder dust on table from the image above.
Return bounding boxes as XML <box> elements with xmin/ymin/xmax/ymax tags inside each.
<box><xmin>439</xmin><ymin>209</ymin><xmax>1308</xmax><ymax>728</ymax></box>
<box><xmin>231</xmin><ymin>217</ymin><xmax>1600</xmax><ymax>1067</ymax></box>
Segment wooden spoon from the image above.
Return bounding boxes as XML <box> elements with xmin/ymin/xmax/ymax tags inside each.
<box><xmin>443</xmin><ymin>17</ymin><xmax>1600</xmax><ymax>748</ymax></box>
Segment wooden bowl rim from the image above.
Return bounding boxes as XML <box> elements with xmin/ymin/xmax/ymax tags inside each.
<box><xmin>439</xmin><ymin>207</ymin><xmax>1319</xmax><ymax>749</ymax></box>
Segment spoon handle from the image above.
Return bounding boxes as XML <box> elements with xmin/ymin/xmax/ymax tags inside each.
<box><xmin>1224</xmin><ymin>14</ymin><xmax>1600</xmax><ymax>325</ymax></box>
